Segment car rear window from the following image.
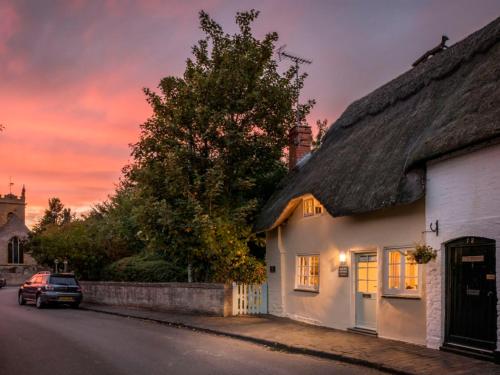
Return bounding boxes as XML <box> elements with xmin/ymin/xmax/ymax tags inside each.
<box><xmin>49</xmin><ymin>276</ymin><xmax>78</xmax><ymax>285</ymax></box>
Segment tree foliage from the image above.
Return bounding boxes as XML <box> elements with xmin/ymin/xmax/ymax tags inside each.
<box><xmin>32</xmin><ymin>197</ymin><xmax>72</xmax><ymax>233</ymax></box>
<box><xmin>25</xmin><ymin>192</ymin><xmax>145</xmax><ymax>280</ymax></box>
<box><xmin>126</xmin><ymin>9</ymin><xmax>313</xmax><ymax>283</ymax></box>
<box><xmin>312</xmin><ymin>119</ymin><xmax>330</xmax><ymax>151</ymax></box>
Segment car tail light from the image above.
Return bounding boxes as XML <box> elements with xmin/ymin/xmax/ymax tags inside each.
<box><xmin>76</xmin><ymin>286</ymin><xmax>82</xmax><ymax>292</ymax></box>
<box><xmin>44</xmin><ymin>284</ymin><xmax>55</xmax><ymax>291</ymax></box>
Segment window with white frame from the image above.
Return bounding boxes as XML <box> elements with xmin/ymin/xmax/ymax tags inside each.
<box><xmin>383</xmin><ymin>248</ymin><xmax>420</xmax><ymax>296</ymax></box>
<box><xmin>302</xmin><ymin>197</ymin><xmax>323</xmax><ymax>217</ymax></box>
<box><xmin>295</xmin><ymin>255</ymin><xmax>319</xmax><ymax>291</ymax></box>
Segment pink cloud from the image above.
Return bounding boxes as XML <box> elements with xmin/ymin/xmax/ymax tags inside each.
<box><xmin>0</xmin><ymin>2</ymin><xmax>20</xmax><ymax>55</ymax></box>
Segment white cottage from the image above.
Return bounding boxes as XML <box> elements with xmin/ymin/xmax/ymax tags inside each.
<box><xmin>255</xmin><ymin>17</ymin><xmax>500</xmax><ymax>361</ymax></box>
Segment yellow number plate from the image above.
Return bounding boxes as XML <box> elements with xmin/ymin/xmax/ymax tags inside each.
<box><xmin>59</xmin><ymin>297</ymin><xmax>74</xmax><ymax>302</ymax></box>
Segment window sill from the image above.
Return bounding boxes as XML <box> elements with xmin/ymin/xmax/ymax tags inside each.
<box><xmin>294</xmin><ymin>288</ymin><xmax>319</xmax><ymax>294</ymax></box>
<box><xmin>382</xmin><ymin>294</ymin><xmax>421</xmax><ymax>300</ymax></box>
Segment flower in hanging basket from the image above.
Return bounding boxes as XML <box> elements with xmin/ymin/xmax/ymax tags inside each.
<box><xmin>411</xmin><ymin>244</ymin><xmax>437</xmax><ymax>264</ymax></box>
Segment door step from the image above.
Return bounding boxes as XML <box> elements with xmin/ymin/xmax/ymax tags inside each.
<box><xmin>441</xmin><ymin>342</ymin><xmax>495</xmax><ymax>362</ymax></box>
<box><xmin>347</xmin><ymin>327</ymin><xmax>378</xmax><ymax>337</ymax></box>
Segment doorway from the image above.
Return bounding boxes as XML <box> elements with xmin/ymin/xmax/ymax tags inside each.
<box><xmin>355</xmin><ymin>253</ymin><xmax>378</xmax><ymax>331</ymax></box>
<box><xmin>445</xmin><ymin>237</ymin><xmax>497</xmax><ymax>355</ymax></box>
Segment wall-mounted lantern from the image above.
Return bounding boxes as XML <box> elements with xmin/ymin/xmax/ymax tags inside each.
<box><xmin>338</xmin><ymin>251</ymin><xmax>349</xmax><ymax>277</ymax></box>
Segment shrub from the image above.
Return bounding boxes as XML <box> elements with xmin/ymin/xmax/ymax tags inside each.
<box><xmin>102</xmin><ymin>254</ymin><xmax>187</xmax><ymax>282</ymax></box>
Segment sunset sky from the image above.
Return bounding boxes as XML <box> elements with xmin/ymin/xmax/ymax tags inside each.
<box><xmin>1</xmin><ymin>0</ymin><xmax>500</xmax><ymax>226</ymax></box>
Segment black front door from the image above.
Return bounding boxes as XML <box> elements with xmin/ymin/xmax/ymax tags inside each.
<box><xmin>445</xmin><ymin>237</ymin><xmax>497</xmax><ymax>352</ymax></box>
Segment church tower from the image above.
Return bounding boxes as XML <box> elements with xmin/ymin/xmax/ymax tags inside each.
<box><xmin>0</xmin><ymin>185</ymin><xmax>26</xmax><ymax>226</ymax></box>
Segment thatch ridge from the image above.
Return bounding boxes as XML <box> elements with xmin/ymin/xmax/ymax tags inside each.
<box><xmin>256</xmin><ymin>16</ymin><xmax>500</xmax><ymax>232</ymax></box>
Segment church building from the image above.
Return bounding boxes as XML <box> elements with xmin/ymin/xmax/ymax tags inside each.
<box><xmin>0</xmin><ymin>186</ymin><xmax>38</xmax><ymax>284</ymax></box>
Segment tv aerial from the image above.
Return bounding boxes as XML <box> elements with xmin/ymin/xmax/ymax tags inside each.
<box><xmin>277</xmin><ymin>45</ymin><xmax>312</xmax><ymax>127</ymax></box>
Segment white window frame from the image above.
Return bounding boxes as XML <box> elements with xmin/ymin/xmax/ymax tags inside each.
<box><xmin>303</xmin><ymin>198</ymin><xmax>314</xmax><ymax>217</ymax></box>
<box><xmin>302</xmin><ymin>197</ymin><xmax>323</xmax><ymax>218</ymax></box>
<box><xmin>295</xmin><ymin>254</ymin><xmax>320</xmax><ymax>292</ymax></box>
<box><xmin>383</xmin><ymin>247</ymin><xmax>421</xmax><ymax>297</ymax></box>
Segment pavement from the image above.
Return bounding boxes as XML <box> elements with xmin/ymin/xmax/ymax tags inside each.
<box><xmin>80</xmin><ymin>302</ymin><xmax>500</xmax><ymax>375</ymax></box>
<box><xmin>0</xmin><ymin>287</ymin><xmax>382</xmax><ymax>375</ymax></box>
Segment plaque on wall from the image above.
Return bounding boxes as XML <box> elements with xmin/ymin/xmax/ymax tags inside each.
<box><xmin>338</xmin><ymin>265</ymin><xmax>349</xmax><ymax>277</ymax></box>
<box><xmin>462</xmin><ymin>255</ymin><xmax>484</xmax><ymax>262</ymax></box>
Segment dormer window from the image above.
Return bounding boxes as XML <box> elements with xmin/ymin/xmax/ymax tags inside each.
<box><xmin>303</xmin><ymin>197</ymin><xmax>323</xmax><ymax>217</ymax></box>
<box><xmin>303</xmin><ymin>198</ymin><xmax>314</xmax><ymax>216</ymax></box>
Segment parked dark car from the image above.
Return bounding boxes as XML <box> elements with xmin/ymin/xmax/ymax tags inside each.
<box><xmin>18</xmin><ymin>272</ymin><xmax>83</xmax><ymax>309</ymax></box>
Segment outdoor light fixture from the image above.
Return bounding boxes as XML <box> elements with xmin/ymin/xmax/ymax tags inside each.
<box><xmin>338</xmin><ymin>251</ymin><xmax>349</xmax><ymax>278</ymax></box>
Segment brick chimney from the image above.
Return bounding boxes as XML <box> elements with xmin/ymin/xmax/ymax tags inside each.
<box><xmin>289</xmin><ymin>124</ymin><xmax>312</xmax><ymax>170</ymax></box>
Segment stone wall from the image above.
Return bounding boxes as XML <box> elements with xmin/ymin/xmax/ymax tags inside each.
<box><xmin>0</xmin><ymin>265</ymin><xmax>43</xmax><ymax>285</ymax></box>
<box><xmin>80</xmin><ymin>281</ymin><xmax>233</xmax><ymax>316</ymax></box>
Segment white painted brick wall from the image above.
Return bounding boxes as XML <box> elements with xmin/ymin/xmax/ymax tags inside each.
<box><xmin>426</xmin><ymin>144</ymin><xmax>500</xmax><ymax>349</ymax></box>
<box><xmin>266</xmin><ymin>228</ymin><xmax>285</xmax><ymax>316</ymax></box>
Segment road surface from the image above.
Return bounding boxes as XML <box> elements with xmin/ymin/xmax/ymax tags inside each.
<box><xmin>0</xmin><ymin>287</ymin><xmax>381</xmax><ymax>375</ymax></box>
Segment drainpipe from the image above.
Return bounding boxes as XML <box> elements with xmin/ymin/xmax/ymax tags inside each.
<box><xmin>277</xmin><ymin>225</ymin><xmax>287</xmax><ymax>316</ymax></box>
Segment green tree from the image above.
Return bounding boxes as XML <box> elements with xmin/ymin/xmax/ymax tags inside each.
<box><xmin>33</xmin><ymin>197</ymin><xmax>72</xmax><ymax>232</ymax></box>
<box><xmin>127</xmin><ymin>9</ymin><xmax>314</xmax><ymax>283</ymax></box>
<box><xmin>312</xmin><ymin>119</ymin><xmax>330</xmax><ymax>151</ymax></box>
<box><xmin>25</xmin><ymin>192</ymin><xmax>145</xmax><ymax>280</ymax></box>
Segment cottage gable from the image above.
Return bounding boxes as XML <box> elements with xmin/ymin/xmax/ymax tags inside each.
<box><xmin>256</xmin><ymin>17</ymin><xmax>500</xmax><ymax>232</ymax></box>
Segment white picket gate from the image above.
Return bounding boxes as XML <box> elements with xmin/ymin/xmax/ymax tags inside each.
<box><xmin>232</xmin><ymin>283</ymin><xmax>268</xmax><ymax>315</ymax></box>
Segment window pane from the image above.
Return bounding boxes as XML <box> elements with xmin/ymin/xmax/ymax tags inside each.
<box><xmin>358</xmin><ymin>280</ymin><xmax>367</xmax><ymax>293</ymax></box>
<box><xmin>357</xmin><ymin>267</ymin><xmax>367</xmax><ymax>280</ymax></box>
<box><xmin>405</xmin><ymin>255</ymin><xmax>418</xmax><ymax>290</ymax></box>
<box><xmin>389</xmin><ymin>277</ymin><xmax>400</xmax><ymax>289</ymax></box>
<box><xmin>311</xmin><ymin>276</ymin><xmax>319</xmax><ymax>287</ymax></box>
<box><xmin>368</xmin><ymin>281</ymin><xmax>377</xmax><ymax>293</ymax></box>
<box><xmin>49</xmin><ymin>276</ymin><xmax>77</xmax><ymax>285</ymax></box>
<box><xmin>367</xmin><ymin>267</ymin><xmax>377</xmax><ymax>281</ymax></box>
<box><xmin>303</xmin><ymin>199</ymin><xmax>314</xmax><ymax>216</ymax></box>
<box><xmin>388</xmin><ymin>251</ymin><xmax>400</xmax><ymax>289</ymax></box>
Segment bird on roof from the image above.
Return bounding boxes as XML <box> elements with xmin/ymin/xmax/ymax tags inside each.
<box><xmin>412</xmin><ymin>35</ymin><xmax>449</xmax><ymax>67</ymax></box>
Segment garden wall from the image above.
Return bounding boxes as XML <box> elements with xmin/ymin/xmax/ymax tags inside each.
<box><xmin>80</xmin><ymin>281</ymin><xmax>233</xmax><ymax>316</ymax></box>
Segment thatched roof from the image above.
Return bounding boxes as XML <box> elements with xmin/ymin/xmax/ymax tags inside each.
<box><xmin>256</xmin><ymin>16</ymin><xmax>500</xmax><ymax>232</ymax></box>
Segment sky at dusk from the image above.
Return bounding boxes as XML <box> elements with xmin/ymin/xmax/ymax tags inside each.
<box><xmin>1</xmin><ymin>0</ymin><xmax>500</xmax><ymax>227</ymax></box>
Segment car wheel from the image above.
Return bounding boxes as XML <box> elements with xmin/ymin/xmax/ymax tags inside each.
<box><xmin>71</xmin><ymin>302</ymin><xmax>80</xmax><ymax>309</ymax></box>
<box><xmin>35</xmin><ymin>294</ymin><xmax>44</xmax><ymax>309</ymax></box>
<box><xmin>18</xmin><ymin>293</ymin><xmax>26</xmax><ymax>305</ymax></box>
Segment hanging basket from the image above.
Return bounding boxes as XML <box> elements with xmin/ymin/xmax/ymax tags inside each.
<box><xmin>410</xmin><ymin>244</ymin><xmax>437</xmax><ymax>264</ymax></box>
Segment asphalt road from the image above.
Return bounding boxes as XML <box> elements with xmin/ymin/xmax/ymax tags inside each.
<box><xmin>0</xmin><ymin>287</ymin><xmax>381</xmax><ymax>375</ymax></box>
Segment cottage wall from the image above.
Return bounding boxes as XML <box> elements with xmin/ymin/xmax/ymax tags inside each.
<box><xmin>266</xmin><ymin>199</ymin><xmax>427</xmax><ymax>345</ymax></box>
<box><xmin>425</xmin><ymin>143</ymin><xmax>500</xmax><ymax>349</ymax></box>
